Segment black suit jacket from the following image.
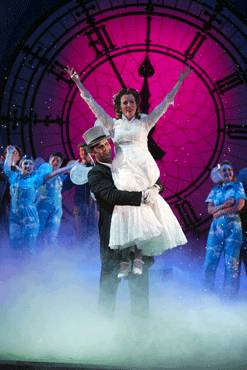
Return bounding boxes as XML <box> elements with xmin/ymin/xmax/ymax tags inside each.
<box><xmin>88</xmin><ymin>162</ymin><xmax>142</xmax><ymax>263</ymax></box>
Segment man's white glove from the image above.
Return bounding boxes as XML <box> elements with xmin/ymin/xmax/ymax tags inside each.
<box><xmin>142</xmin><ymin>184</ymin><xmax>160</xmax><ymax>204</ymax></box>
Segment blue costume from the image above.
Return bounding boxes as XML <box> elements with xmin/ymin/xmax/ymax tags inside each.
<box><xmin>238</xmin><ymin>169</ymin><xmax>247</xmax><ymax>274</ymax></box>
<box><xmin>204</xmin><ymin>181</ymin><xmax>246</xmax><ymax>295</ymax></box>
<box><xmin>37</xmin><ymin>174</ymin><xmax>66</xmax><ymax>245</ymax></box>
<box><xmin>4</xmin><ymin>163</ymin><xmax>51</xmax><ymax>250</ymax></box>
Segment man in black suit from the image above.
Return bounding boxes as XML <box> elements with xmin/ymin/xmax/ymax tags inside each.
<box><xmin>83</xmin><ymin>126</ymin><xmax>158</xmax><ymax>317</ymax></box>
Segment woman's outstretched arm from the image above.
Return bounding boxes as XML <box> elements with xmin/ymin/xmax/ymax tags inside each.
<box><xmin>143</xmin><ymin>66</ymin><xmax>191</xmax><ymax>130</ymax></box>
<box><xmin>4</xmin><ymin>146</ymin><xmax>15</xmax><ymax>172</ymax></box>
<box><xmin>66</xmin><ymin>67</ymin><xmax>114</xmax><ymax>132</ymax></box>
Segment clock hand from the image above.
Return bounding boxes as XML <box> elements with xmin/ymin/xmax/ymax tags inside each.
<box><xmin>138</xmin><ymin>58</ymin><xmax>154</xmax><ymax>113</ymax></box>
<box><xmin>138</xmin><ymin>9</ymin><xmax>165</xmax><ymax>160</ymax></box>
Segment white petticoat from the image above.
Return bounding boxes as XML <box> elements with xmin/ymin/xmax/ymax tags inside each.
<box><xmin>107</xmin><ymin>117</ymin><xmax>187</xmax><ymax>256</ymax></box>
<box><xmin>109</xmin><ymin>194</ymin><xmax>187</xmax><ymax>256</ymax></box>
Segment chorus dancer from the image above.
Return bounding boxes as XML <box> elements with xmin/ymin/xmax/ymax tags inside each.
<box><xmin>204</xmin><ymin>161</ymin><xmax>246</xmax><ymax>297</ymax></box>
<box><xmin>37</xmin><ymin>152</ymin><xmax>75</xmax><ymax>247</ymax></box>
<box><xmin>237</xmin><ymin>168</ymin><xmax>247</xmax><ymax>275</ymax></box>
<box><xmin>0</xmin><ymin>145</ymin><xmax>22</xmax><ymax>246</ymax></box>
<box><xmin>66</xmin><ymin>66</ymin><xmax>189</xmax><ymax>278</ymax></box>
<box><xmin>4</xmin><ymin>146</ymin><xmax>74</xmax><ymax>253</ymax></box>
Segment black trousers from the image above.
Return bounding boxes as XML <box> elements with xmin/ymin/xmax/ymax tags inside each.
<box><xmin>98</xmin><ymin>254</ymin><xmax>150</xmax><ymax>318</ymax></box>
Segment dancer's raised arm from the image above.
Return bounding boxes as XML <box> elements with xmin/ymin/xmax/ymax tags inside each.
<box><xmin>143</xmin><ymin>66</ymin><xmax>191</xmax><ymax>129</ymax></box>
<box><xmin>66</xmin><ymin>67</ymin><xmax>114</xmax><ymax>133</ymax></box>
<box><xmin>45</xmin><ymin>161</ymin><xmax>77</xmax><ymax>181</ymax></box>
<box><xmin>4</xmin><ymin>146</ymin><xmax>16</xmax><ymax>173</ymax></box>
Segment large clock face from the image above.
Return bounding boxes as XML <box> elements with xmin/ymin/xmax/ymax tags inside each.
<box><xmin>1</xmin><ymin>0</ymin><xmax>247</xmax><ymax>233</ymax></box>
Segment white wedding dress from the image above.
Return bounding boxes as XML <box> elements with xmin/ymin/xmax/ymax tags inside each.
<box><xmin>80</xmin><ymin>86</ymin><xmax>187</xmax><ymax>256</ymax></box>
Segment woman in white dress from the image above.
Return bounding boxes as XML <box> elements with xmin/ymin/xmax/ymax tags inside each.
<box><xmin>66</xmin><ymin>67</ymin><xmax>189</xmax><ymax>277</ymax></box>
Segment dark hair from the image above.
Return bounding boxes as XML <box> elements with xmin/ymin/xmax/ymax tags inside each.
<box><xmin>220</xmin><ymin>160</ymin><xmax>236</xmax><ymax>182</ymax></box>
<box><xmin>3</xmin><ymin>145</ymin><xmax>22</xmax><ymax>159</ymax></box>
<box><xmin>14</xmin><ymin>145</ymin><xmax>23</xmax><ymax>158</ymax></box>
<box><xmin>19</xmin><ymin>154</ymin><xmax>33</xmax><ymax>166</ymax></box>
<box><xmin>77</xmin><ymin>143</ymin><xmax>89</xmax><ymax>153</ymax></box>
<box><xmin>220</xmin><ymin>160</ymin><xmax>233</xmax><ymax>168</ymax></box>
<box><xmin>113</xmin><ymin>88</ymin><xmax>141</xmax><ymax>119</ymax></box>
<box><xmin>49</xmin><ymin>152</ymin><xmax>64</xmax><ymax>161</ymax></box>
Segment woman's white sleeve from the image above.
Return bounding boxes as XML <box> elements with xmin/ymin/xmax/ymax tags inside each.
<box><xmin>142</xmin><ymin>96</ymin><xmax>171</xmax><ymax>131</ymax></box>
<box><xmin>79</xmin><ymin>85</ymin><xmax>114</xmax><ymax>133</ymax></box>
<box><xmin>143</xmin><ymin>80</ymin><xmax>182</xmax><ymax>131</ymax></box>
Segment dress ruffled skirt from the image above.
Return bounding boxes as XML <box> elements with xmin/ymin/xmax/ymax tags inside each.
<box><xmin>109</xmin><ymin>194</ymin><xmax>187</xmax><ymax>256</ymax></box>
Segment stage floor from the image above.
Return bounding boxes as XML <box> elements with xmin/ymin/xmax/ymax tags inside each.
<box><xmin>0</xmin><ymin>236</ymin><xmax>247</xmax><ymax>370</ymax></box>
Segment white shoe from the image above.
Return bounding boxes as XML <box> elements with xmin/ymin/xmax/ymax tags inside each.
<box><xmin>117</xmin><ymin>261</ymin><xmax>131</xmax><ymax>279</ymax></box>
<box><xmin>132</xmin><ymin>258</ymin><xmax>144</xmax><ymax>275</ymax></box>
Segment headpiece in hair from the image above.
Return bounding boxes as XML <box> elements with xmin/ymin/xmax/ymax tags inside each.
<box><xmin>210</xmin><ymin>164</ymin><xmax>223</xmax><ymax>184</ymax></box>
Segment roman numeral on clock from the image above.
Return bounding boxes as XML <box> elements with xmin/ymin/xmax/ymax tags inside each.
<box><xmin>1</xmin><ymin>110</ymin><xmax>64</xmax><ymax>128</ymax></box>
<box><xmin>85</xmin><ymin>25</ymin><xmax>115</xmax><ymax>56</ymax></box>
<box><xmin>21</xmin><ymin>45</ymin><xmax>73</xmax><ymax>86</ymax></box>
<box><xmin>0</xmin><ymin>109</ymin><xmax>28</xmax><ymax>130</ymax></box>
<box><xmin>84</xmin><ymin>16</ymin><xmax>125</xmax><ymax>87</ymax></box>
<box><xmin>215</xmin><ymin>69</ymin><xmax>247</xmax><ymax>94</ymax></box>
<box><xmin>185</xmin><ymin>32</ymin><xmax>207</xmax><ymax>60</ymax></box>
<box><xmin>175</xmin><ymin>198</ymin><xmax>201</xmax><ymax>231</ymax></box>
<box><xmin>184</xmin><ymin>5</ymin><xmax>222</xmax><ymax>60</ymax></box>
<box><xmin>225</xmin><ymin>124</ymin><xmax>247</xmax><ymax>139</ymax></box>
<box><xmin>32</xmin><ymin>113</ymin><xmax>65</xmax><ymax>127</ymax></box>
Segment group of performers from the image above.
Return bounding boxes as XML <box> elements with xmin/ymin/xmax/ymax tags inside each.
<box><xmin>0</xmin><ymin>145</ymin><xmax>97</xmax><ymax>252</ymax></box>
<box><xmin>0</xmin><ymin>65</ymin><xmax>247</xmax><ymax>317</ymax></box>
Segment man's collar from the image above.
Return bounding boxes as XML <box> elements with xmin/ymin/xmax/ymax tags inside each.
<box><xmin>97</xmin><ymin>160</ymin><xmax>112</xmax><ymax>169</ymax></box>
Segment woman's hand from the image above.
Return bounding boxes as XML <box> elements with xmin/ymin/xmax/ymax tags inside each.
<box><xmin>223</xmin><ymin>199</ymin><xmax>235</xmax><ymax>208</ymax></box>
<box><xmin>213</xmin><ymin>209</ymin><xmax>224</xmax><ymax>218</ymax></box>
<box><xmin>65</xmin><ymin>66</ymin><xmax>80</xmax><ymax>83</ymax></box>
<box><xmin>165</xmin><ymin>66</ymin><xmax>191</xmax><ymax>105</ymax></box>
<box><xmin>6</xmin><ymin>145</ymin><xmax>16</xmax><ymax>154</ymax></box>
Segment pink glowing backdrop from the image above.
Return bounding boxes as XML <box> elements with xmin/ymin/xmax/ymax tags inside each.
<box><xmin>2</xmin><ymin>1</ymin><xmax>246</xmax><ymax>228</ymax></box>
<box><xmin>38</xmin><ymin>13</ymin><xmax>233</xmax><ymax>200</ymax></box>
